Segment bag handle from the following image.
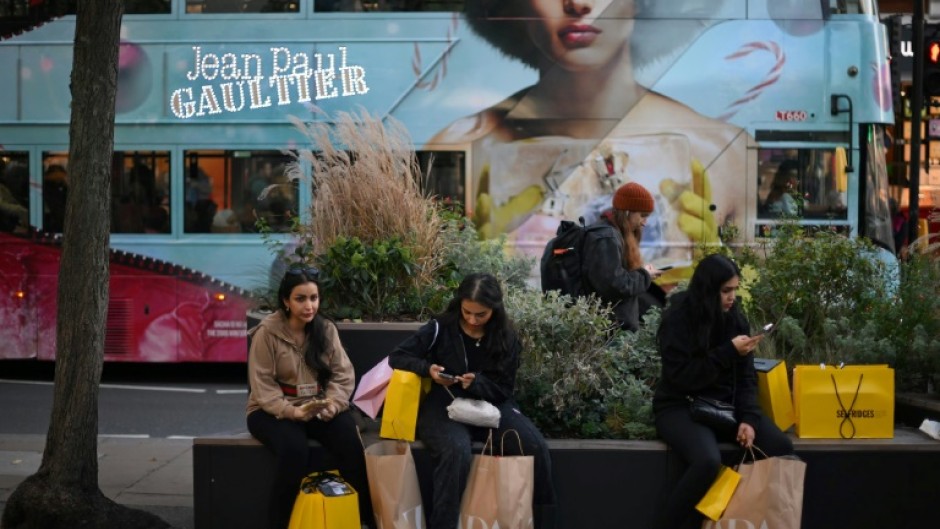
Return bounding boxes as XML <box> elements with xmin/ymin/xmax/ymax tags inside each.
<box><xmin>500</xmin><ymin>429</ymin><xmax>525</xmax><ymax>456</ymax></box>
<box><xmin>831</xmin><ymin>373</ymin><xmax>864</xmax><ymax>439</ymax></box>
<box><xmin>481</xmin><ymin>429</ymin><xmax>495</xmax><ymax>456</ymax></box>
<box><xmin>737</xmin><ymin>445</ymin><xmax>769</xmax><ymax>467</ymax></box>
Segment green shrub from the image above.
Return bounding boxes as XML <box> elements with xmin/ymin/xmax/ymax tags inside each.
<box><xmin>439</xmin><ymin>217</ymin><xmax>533</xmax><ymax>292</ymax></box>
<box><xmin>506</xmin><ymin>288</ymin><xmax>658</xmax><ymax>439</ymax></box>
<box><xmin>746</xmin><ymin>223</ymin><xmax>891</xmax><ymax>366</ymax></box>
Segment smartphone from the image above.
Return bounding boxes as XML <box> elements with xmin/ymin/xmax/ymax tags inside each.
<box><xmin>299</xmin><ymin>397</ymin><xmax>332</xmax><ymax>412</ymax></box>
<box><xmin>756</xmin><ymin>323</ymin><xmax>775</xmax><ymax>336</ymax></box>
<box><xmin>438</xmin><ymin>372</ymin><xmax>456</xmax><ymax>381</ymax></box>
<box><xmin>658</xmin><ymin>265</ymin><xmax>674</xmax><ymax>271</ymax></box>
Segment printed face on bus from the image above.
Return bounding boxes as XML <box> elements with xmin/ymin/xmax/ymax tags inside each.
<box><xmin>461</xmin><ymin>300</ymin><xmax>493</xmax><ymax>331</ymax></box>
<box><xmin>285</xmin><ymin>282</ymin><xmax>319</xmax><ymax>324</ymax></box>
<box><xmin>719</xmin><ymin>276</ymin><xmax>740</xmax><ymax>312</ymax></box>
<box><xmin>524</xmin><ymin>0</ymin><xmax>635</xmax><ymax>72</ymax></box>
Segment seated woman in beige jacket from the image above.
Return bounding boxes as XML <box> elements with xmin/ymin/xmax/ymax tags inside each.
<box><xmin>247</xmin><ymin>267</ymin><xmax>373</xmax><ymax>529</ymax></box>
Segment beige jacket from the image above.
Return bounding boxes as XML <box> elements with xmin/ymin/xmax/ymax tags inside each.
<box><xmin>246</xmin><ymin>311</ymin><xmax>354</xmax><ymax>418</ymax></box>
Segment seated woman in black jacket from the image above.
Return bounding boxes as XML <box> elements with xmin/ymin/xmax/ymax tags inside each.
<box><xmin>389</xmin><ymin>273</ymin><xmax>556</xmax><ymax>529</ymax></box>
<box><xmin>653</xmin><ymin>254</ymin><xmax>793</xmax><ymax>529</ymax></box>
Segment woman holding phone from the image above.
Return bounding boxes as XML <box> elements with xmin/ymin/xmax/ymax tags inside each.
<box><xmin>652</xmin><ymin>254</ymin><xmax>793</xmax><ymax>529</ymax></box>
<box><xmin>389</xmin><ymin>273</ymin><xmax>556</xmax><ymax>529</ymax></box>
<box><xmin>247</xmin><ymin>267</ymin><xmax>373</xmax><ymax>529</ymax></box>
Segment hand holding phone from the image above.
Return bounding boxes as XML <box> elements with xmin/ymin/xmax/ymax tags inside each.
<box><xmin>438</xmin><ymin>372</ymin><xmax>456</xmax><ymax>381</ymax></box>
<box><xmin>299</xmin><ymin>397</ymin><xmax>333</xmax><ymax>413</ymax></box>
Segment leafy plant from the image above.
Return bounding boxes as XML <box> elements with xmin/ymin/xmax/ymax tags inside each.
<box><xmin>506</xmin><ymin>288</ymin><xmax>658</xmax><ymax>439</ymax></box>
<box><xmin>745</xmin><ymin>222</ymin><xmax>892</xmax><ymax>366</ymax></box>
<box><xmin>316</xmin><ymin>235</ymin><xmax>428</xmax><ymax>321</ymax></box>
<box><xmin>439</xmin><ymin>217</ymin><xmax>533</xmax><ymax>291</ymax></box>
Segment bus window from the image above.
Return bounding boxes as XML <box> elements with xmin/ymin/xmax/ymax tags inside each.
<box><xmin>828</xmin><ymin>1</ymin><xmax>876</xmax><ymax>15</ymax></box>
<box><xmin>187</xmin><ymin>0</ymin><xmax>299</xmax><ymax>13</ymax></box>
<box><xmin>40</xmin><ymin>155</ymin><xmax>69</xmax><ymax>234</ymax></box>
<box><xmin>0</xmin><ymin>152</ymin><xmax>29</xmax><ymax>234</ymax></box>
<box><xmin>114</xmin><ymin>151</ymin><xmax>171</xmax><ymax>234</ymax></box>
<box><xmin>42</xmin><ymin>151</ymin><xmax>172</xmax><ymax>234</ymax></box>
<box><xmin>757</xmin><ymin>148</ymin><xmax>848</xmax><ymax>222</ymax></box>
<box><xmin>415</xmin><ymin>150</ymin><xmax>466</xmax><ymax>212</ymax></box>
<box><xmin>184</xmin><ymin>150</ymin><xmax>297</xmax><ymax>234</ymax></box>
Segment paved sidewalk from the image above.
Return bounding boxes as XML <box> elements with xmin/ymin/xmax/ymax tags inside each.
<box><xmin>0</xmin><ymin>434</ymin><xmax>195</xmax><ymax>529</ymax></box>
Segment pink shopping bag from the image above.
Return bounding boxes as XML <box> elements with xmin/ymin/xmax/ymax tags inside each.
<box><xmin>353</xmin><ymin>357</ymin><xmax>393</xmax><ymax>419</ymax></box>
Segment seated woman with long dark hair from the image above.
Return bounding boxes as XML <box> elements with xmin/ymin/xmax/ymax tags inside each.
<box><xmin>653</xmin><ymin>254</ymin><xmax>793</xmax><ymax>529</ymax></box>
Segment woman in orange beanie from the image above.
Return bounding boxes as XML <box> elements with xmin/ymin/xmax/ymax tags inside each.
<box><xmin>580</xmin><ymin>181</ymin><xmax>662</xmax><ymax>331</ymax></box>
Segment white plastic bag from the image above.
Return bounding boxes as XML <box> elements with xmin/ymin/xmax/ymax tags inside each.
<box><xmin>447</xmin><ymin>397</ymin><xmax>501</xmax><ymax>428</ymax></box>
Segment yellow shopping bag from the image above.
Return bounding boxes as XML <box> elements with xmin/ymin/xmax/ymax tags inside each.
<box><xmin>754</xmin><ymin>358</ymin><xmax>795</xmax><ymax>432</ymax></box>
<box><xmin>380</xmin><ymin>369</ymin><xmax>430</xmax><ymax>442</ymax></box>
<box><xmin>793</xmin><ymin>364</ymin><xmax>894</xmax><ymax>439</ymax></box>
<box><xmin>288</xmin><ymin>470</ymin><xmax>360</xmax><ymax>529</ymax></box>
<box><xmin>695</xmin><ymin>465</ymin><xmax>741</xmax><ymax>521</ymax></box>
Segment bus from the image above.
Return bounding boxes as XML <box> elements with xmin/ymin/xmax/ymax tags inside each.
<box><xmin>0</xmin><ymin>0</ymin><xmax>896</xmax><ymax>362</ymax></box>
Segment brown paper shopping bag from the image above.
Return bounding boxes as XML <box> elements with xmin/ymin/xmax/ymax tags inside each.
<box><xmin>364</xmin><ymin>440</ymin><xmax>426</xmax><ymax>529</ymax></box>
<box><xmin>702</xmin><ymin>448</ymin><xmax>806</xmax><ymax>529</ymax></box>
<box><xmin>459</xmin><ymin>431</ymin><xmax>534</xmax><ymax>529</ymax></box>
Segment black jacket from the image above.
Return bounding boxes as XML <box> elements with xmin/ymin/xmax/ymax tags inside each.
<box><xmin>388</xmin><ymin>319</ymin><xmax>520</xmax><ymax>407</ymax></box>
<box><xmin>581</xmin><ymin>220</ymin><xmax>652</xmax><ymax>332</ymax></box>
<box><xmin>653</xmin><ymin>294</ymin><xmax>763</xmax><ymax>429</ymax></box>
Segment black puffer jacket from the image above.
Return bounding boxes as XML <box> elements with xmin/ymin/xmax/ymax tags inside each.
<box><xmin>388</xmin><ymin>319</ymin><xmax>520</xmax><ymax>408</ymax></box>
<box><xmin>653</xmin><ymin>294</ymin><xmax>763</xmax><ymax>430</ymax></box>
<box><xmin>581</xmin><ymin>220</ymin><xmax>652</xmax><ymax>331</ymax></box>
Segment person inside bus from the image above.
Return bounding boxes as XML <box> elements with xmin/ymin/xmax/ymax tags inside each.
<box><xmin>247</xmin><ymin>267</ymin><xmax>374</xmax><ymax>529</ymax></box>
<box><xmin>436</xmin><ymin>0</ymin><xmax>745</xmax><ymax>278</ymax></box>
<box><xmin>762</xmin><ymin>159</ymin><xmax>801</xmax><ymax>218</ymax></box>
<box><xmin>185</xmin><ymin>167</ymin><xmax>216</xmax><ymax>232</ymax></box>
<box><xmin>42</xmin><ymin>164</ymin><xmax>68</xmax><ymax>233</ymax></box>
<box><xmin>388</xmin><ymin>273</ymin><xmax>557</xmax><ymax>529</ymax></box>
<box><xmin>652</xmin><ymin>254</ymin><xmax>793</xmax><ymax>529</ymax></box>
<box><xmin>0</xmin><ymin>162</ymin><xmax>29</xmax><ymax>234</ymax></box>
<box><xmin>581</xmin><ymin>182</ymin><xmax>662</xmax><ymax>331</ymax></box>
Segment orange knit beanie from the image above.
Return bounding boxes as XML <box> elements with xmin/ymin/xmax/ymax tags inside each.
<box><xmin>612</xmin><ymin>182</ymin><xmax>654</xmax><ymax>213</ymax></box>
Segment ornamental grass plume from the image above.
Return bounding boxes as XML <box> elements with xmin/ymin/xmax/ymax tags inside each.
<box><xmin>287</xmin><ymin>108</ymin><xmax>445</xmax><ymax>289</ymax></box>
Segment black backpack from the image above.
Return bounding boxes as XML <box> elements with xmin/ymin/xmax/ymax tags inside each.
<box><xmin>540</xmin><ymin>218</ymin><xmax>608</xmax><ymax>297</ymax></box>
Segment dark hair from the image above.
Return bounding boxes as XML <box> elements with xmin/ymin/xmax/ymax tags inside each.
<box><xmin>277</xmin><ymin>268</ymin><xmax>333</xmax><ymax>391</ymax></box>
<box><xmin>658</xmin><ymin>254</ymin><xmax>744</xmax><ymax>353</ymax></box>
<box><xmin>438</xmin><ymin>273</ymin><xmax>516</xmax><ymax>365</ymax></box>
<box><xmin>765</xmin><ymin>159</ymin><xmax>801</xmax><ymax>207</ymax></box>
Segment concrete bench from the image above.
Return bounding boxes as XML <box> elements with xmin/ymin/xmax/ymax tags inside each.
<box><xmin>193</xmin><ymin>423</ymin><xmax>940</xmax><ymax>529</ymax></box>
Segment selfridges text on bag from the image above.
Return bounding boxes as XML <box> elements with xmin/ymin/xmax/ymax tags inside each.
<box><xmin>539</xmin><ymin>218</ymin><xmax>609</xmax><ymax>297</ymax></box>
<box><xmin>792</xmin><ymin>364</ymin><xmax>894</xmax><ymax>438</ymax></box>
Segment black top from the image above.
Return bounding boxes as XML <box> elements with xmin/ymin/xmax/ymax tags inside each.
<box><xmin>580</xmin><ymin>220</ymin><xmax>652</xmax><ymax>332</ymax></box>
<box><xmin>653</xmin><ymin>293</ymin><xmax>763</xmax><ymax>429</ymax></box>
<box><xmin>388</xmin><ymin>319</ymin><xmax>520</xmax><ymax>407</ymax></box>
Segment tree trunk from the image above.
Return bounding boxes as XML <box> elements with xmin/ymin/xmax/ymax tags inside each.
<box><xmin>1</xmin><ymin>2</ymin><xmax>169</xmax><ymax>528</ymax></box>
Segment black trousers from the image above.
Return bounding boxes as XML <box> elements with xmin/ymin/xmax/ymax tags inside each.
<box><xmin>654</xmin><ymin>406</ymin><xmax>793</xmax><ymax>529</ymax></box>
<box><xmin>416</xmin><ymin>398</ymin><xmax>557</xmax><ymax>529</ymax></box>
<box><xmin>247</xmin><ymin>409</ymin><xmax>374</xmax><ymax>529</ymax></box>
